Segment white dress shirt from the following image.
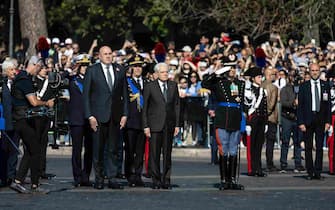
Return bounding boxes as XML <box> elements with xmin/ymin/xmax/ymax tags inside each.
<box><xmin>101</xmin><ymin>63</ymin><xmax>114</xmax><ymax>86</ymax></box>
<box><xmin>158</xmin><ymin>79</ymin><xmax>167</xmax><ymax>94</ymax></box>
<box><xmin>310</xmin><ymin>79</ymin><xmax>321</xmax><ymax>112</ymax></box>
<box><xmin>133</xmin><ymin>76</ymin><xmax>143</xmax><ymax>90</ymax></box>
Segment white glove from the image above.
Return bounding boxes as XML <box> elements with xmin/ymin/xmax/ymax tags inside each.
<box><xmin>265</xmin><ymin>125</ymin><xmax>268</xmax><ymax>133</ymax></box>
<box><xmin>328</xmin><ymin>125</ymin><xmax>333</xmax><ymax>137</ymax></box>
<box><xmin>246</xmin><ymin>125</ymin><xmax>252</xmax><ymax>136</ymax></box>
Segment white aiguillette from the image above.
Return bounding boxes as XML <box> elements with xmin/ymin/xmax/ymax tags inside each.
<box><xmin>215</xmin><ymin>66</ymin><xmax>231</xmax><ymax>75</ymax></box>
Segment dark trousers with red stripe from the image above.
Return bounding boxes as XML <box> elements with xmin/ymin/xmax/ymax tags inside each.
<box><xmin>249</xmin><ymin>116</ymin><xmax>266</xmax><ymax>174</ymax></box>
<box><xmin>328</xmin><ymin>115</ymin><xmax>335</xmax><ymax>174</ymax></box>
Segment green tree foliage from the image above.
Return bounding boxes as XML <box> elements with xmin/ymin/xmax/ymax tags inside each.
<box><xmin>46</xmin><ymin>0</ymin><xmax>131</xmax><ymax>40</ymax></box>
<box><xmin>44</xmin><ymin>0</ymin><xmax>335</xmax><ymax>43</ymax></box>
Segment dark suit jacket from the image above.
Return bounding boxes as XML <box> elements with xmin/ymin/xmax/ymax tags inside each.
<box><xmin>126</xmin><ymin>77</ymin><xmax>149</xmax><ymax>130</ymax></box>
<box><xmin>68</xmin><ymin>75</ymin><xmax>86</xmax><ymax>126</ymax></box>
<box><xmin>83</xmin><ymin>63</ymin><xmax>128</xmax><ymax>123</ymax></box>
<box><xmin>1</xmin><ymin>79</ymin><xmax>14</xmax><ymax>130</ymax></box>
<box><xmin>297</xmin><ymin>80</ymin><xmax>331</xmax><ymax>126</ymax></box>
<box><xmin>142</xmin><ymin>80</ymin><xmax>180</xmax><ymax>132</ymax></box>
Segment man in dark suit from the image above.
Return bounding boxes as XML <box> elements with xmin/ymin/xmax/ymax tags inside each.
<box><xmin>0</xmin><ymin>58</ymin><xmax>20</xmax><ymax>187</ymax></box>
<box><xmin>142</xmin><ymin>62</ymin><xmax>180</xmax><ymax>189</ymax></box>
<box><xmin>68</xmin><ymin>55</ymin><xmax>92</xmax><ymax>187</ymax></box>
<box><xmin>124</xmin><ymin>54</ymin><xmax>149</xmax><ymax>187</ymax></box>
<box><xmin>298</xmin><ymin>63</ymin><xmax>331</xmax><ymax>180</ymax></box>
<box><xmin>83</xmin><ymin>46</ymin><xmax>128</xmax><ymax>190</ymax></box>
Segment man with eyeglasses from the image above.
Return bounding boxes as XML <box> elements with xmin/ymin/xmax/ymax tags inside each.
<box><xmin>297</xmin><ymin>63</ymin><xmax>331</xmax><ymax>180</ymax></box>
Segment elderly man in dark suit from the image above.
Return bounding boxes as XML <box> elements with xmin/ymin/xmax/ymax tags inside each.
<box><xmin>0</xmin><ymin>58</ymin><xmax>20</xmax><ymax>187</ymax></box>
<box><xmin>83</xmin><ymin>46</ymin><xmax>128</xmax><ymax>190</ymax></box>
<box><xmin>298</xmin><ymin>63</ymin><xmax>331</xmax><ymax>180</ymax></box>
<box><xmin>142</xmin><ymin>62</ymin><xmax>180</xmax><ymax>190</ymax></box>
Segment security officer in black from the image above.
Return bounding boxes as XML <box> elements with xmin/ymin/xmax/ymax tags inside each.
<box><xmin>244</xmin><ymin>67</ymin><xmax>268</xmax><ymax>177</ymax></box>
<box><xmin>202</xmin><ymin>65</ymin><xmax>245</xmax><ymax>190</ymax></box>
<box><xmin>10</xmin><ymin>56</ymin><xmax>54</xmax><ymax>194</ymax></box>
<box><xmin>124</xmin><ymin>54</ymin><xmax>148</xmax><ymax>187</ymax></box>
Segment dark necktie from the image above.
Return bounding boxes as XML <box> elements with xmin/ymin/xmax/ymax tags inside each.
<box><xmin>163</xmin><ymin>82</ymin><xmax>167</xmax><ymax>102</ymax></box>
<box><xmin>314</xmin><ymin>81</ymin><xmax>320</xmax><ymax>112</ymax></box>
<box><xmin>136</xmin><ymin>78</ymin><xmax>141</xmax><ymax>89</ymax></box>
<box><xmin>106</xmin><ymin>65</ymin><xmax>113</xmax><ymax>91</ymax></box>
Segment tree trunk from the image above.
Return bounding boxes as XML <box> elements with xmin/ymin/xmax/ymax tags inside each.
<box><xmin>18</xmin><ymin>0</ymin><xmax>47</xmax><ymax>58</ymax></box>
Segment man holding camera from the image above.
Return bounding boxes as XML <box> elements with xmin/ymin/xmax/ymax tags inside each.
<box><xmin>10</xmin><ymin>56</ymin><xmax>54</xmax><ymax>194</ymax></box>
<box><xmin>279</xmin><ymin>71</ymin><xmax>305</xmax><ymax>173</ymax></box>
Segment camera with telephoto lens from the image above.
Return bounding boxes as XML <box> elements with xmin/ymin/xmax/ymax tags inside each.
<box><xmin>47</xmin><ymin>70</ymin><xmax>69</xmax><ymax>90</ymax></box>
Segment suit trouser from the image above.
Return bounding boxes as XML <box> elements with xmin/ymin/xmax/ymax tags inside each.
<box><xmin>124</xmin><ymin>128</ymin><xmax>145</xmax><ymax>182</ymax></box>
<box><xmin>92</xmin><ymin>119</ymin><xmax>120</xmax><ymax>183</ymax></box>
<box><xmin>249</xmin><ymin>116</ymin><xmax>266</xmax><ymax>173</ymax></box>
<box><xmin>70</xmin><ymin>124</ymin><xmax>93</xmax><ymax>182</ymax></box>
<box><xmin>304</xmin><ymin>114</ymin><xmax>324</xmax><ymax>176</ymax></box>
<box><xmin>15</xmin><ymin>118</ymin><xmax>41</xmax><ymax>185</ymax></box>
<box><xmin>266</xmin><ymin>122</ymin><xmax>277</xmax><ymax>167</ymax></box>
<box><xmin>150</xmin><ymin>126</ymin><xmax>174</xmax><ymax>185</ymax></box>
<box><xmin>0</xmin><ymin>131</ymin><xmax>20</xmax><ymax>183</ymax></box>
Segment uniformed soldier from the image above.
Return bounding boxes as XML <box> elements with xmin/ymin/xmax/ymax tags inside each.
<box><xmin>124</xmin><ymin>54</ymin><xmax>149</xmax><ymax>187</ymax></box>
<box><xmin>68</xmin><ymin>54</ymin><xmax>93</xmax><ymax>187</ymax></box>
<box><xmin>202</xmin><ymin>65</ymin><xmax>245</xmax><ymax>190</ymax></box>
<box><xmin>244</xmin><ymin>67</ymin><xmax>268</xmax><ymax>177</ymax></box>
<box><xmin>326</xmin><ymin>65</ymin><xmax>335</xmax><ymax>175</ymax></box>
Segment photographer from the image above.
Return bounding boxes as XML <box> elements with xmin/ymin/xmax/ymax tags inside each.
<box><xmin>10</xmin><ymin>56</ymin><xmax>54</xmax><ymax>194</ymax></box>
<box><xmin>279</xmin><ymin>70</ymin><xmax>305</xmax><ymax>173</ymax></box>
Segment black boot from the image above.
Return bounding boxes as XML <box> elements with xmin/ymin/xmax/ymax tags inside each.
<box><xmin>230</xmin><ymin>155</ymin><xmax>244</xmax><ymax>190</ymax></box>
<box><xmin>218</xmin><ymin>155</ymin><xmax>228</xmax><ymax>190</ymax></box>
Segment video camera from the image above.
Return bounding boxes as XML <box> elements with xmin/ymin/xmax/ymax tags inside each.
<box><xmin>47</xmin><ymin>71</ymin><xmax>69</xmax><ymax>90</ymax></box>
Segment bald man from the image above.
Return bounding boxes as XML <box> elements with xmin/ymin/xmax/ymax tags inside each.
<box><xmin>83</xmin><ymin>46</ymin><xmax>128</xmax><ymax>189</ymax></box>
<box><xmin>297</xmin><ymin>63</ymin><xmax>331</xmax><ymax>180</ymax></box>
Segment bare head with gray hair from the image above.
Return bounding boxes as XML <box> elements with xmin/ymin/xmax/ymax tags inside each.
<box><xmin>1</xmin><ymin>57</ymin><xmax>18</xmax><ymax>79</ymax></box>
<box><xmin>154</xmin><ymin>62</ymin><xmax>169</xmax><ymax>82</ymax></box>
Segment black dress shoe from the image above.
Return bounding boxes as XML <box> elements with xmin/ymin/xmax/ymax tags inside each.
<box><xmin>128</xmin><ymin>182</ymin><xmax>136</xmax><ymax>187</ymax></box>
<box><xmin>151</xmin><ymin>184</ymin><xmax>160</xmax><ymax>189</ymax></box>
<box><xmin>135</xmin><ymin>179</ymin><xmax>145</xmax><ymax>187</ymax></box>
<box><xmin>73</xmin><ymin>180</ymin><xmax>80</xmax><ymax>187</ymax></box>
<box><xmin>161</xmin><ymin>184</ymin><xmax>172</xmax><ymax>190</ymax></box>
<box><xmin>247</xmin><ymin>172</ymin><xmax>256</xmax><ymax>176</ymax></box>
<box><xmin>115</xmin><ymin>173</ymin><xmax>126</xmax><ymax>179</ymax></box>
<box><xmin>94</xmin><ymin>182</ymin><xmax>104</xmax><ymax>189</ymax></box>
<box><xmin>314</xmin><ymin>174</ymin><xmax>325</xmax><ymax>180</ymax></box>
<box><xmin>40</xmin><ymin>173</ymin><xmax>56</xmax><ymax>179</ymax></box>
<box><xmin>256</xmin><ymin>172</ymin><xmax>267</xmax><ymax>177</ymax></box>
<box><xmin>305</xmin><ymin>175</ymin><xmax>313</xmax><ymax>180</ymax></box>
<box><xmin>80</xmin><ymin>181</ymin><xmax>93</xmax><ymax>187</ymax></box>
<box><xmin>108</xmin><ymin>182</ymin><xmax>124</xmax><ymax>189</ymax></box>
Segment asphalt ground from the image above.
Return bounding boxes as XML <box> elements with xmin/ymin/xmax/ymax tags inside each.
<box><xmin>0</xmin><ymin>147</ymin><xmax>335</xmax><ymax>210</ymax></box>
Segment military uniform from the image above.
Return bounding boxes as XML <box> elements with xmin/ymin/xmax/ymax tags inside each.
<box><xmin>202</xmin><ymin>67</ymin><xmax>245</xmax><ymax>190</ymax></box>
<box><xmin>124</xmin><ymin>55</ymin><xmax>148</xmax><ymax>187</ymax></box>
<box><xmin>244</xmin><ymin>67</ymin><xmax>268</xmax><ymax>177</ymax></box>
